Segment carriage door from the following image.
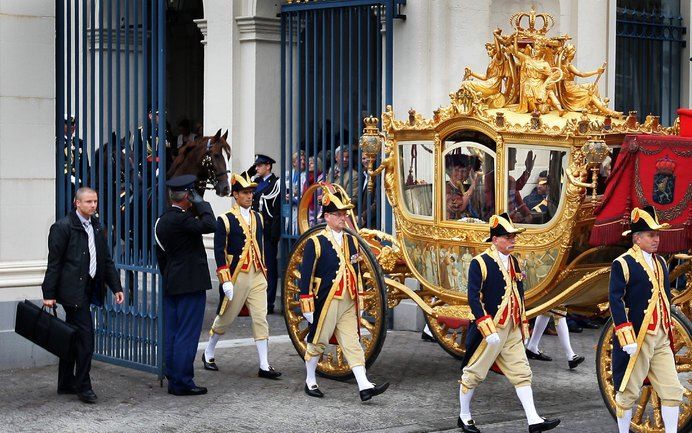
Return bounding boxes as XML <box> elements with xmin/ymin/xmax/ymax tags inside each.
<box><xmin>56</xmin><ymin>0</ymin><xmax>167</xmax><ymax>377</ymax></box>
<box><xmin>279</xmin><ymin>0</ymin><xmax>404</xmax><ymax>263</ymax></box>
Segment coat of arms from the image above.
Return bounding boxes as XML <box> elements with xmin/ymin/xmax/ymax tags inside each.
<box><xmin>653</xmin><ymin>156</ymin><xmax>675</xmax><ymax>205</ymax></box>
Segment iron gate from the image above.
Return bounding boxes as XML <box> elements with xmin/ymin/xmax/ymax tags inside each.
<box><xmin>615</xmin><ymin>0</ymin><xmax>687</xmax><ymax>125</ymax></box>
<box><xmin>280</xmin><ymin>0</ymin><xmax>403</xmax><ymax>256</ymax></box>
<box><xmin>56</xmin><ymin>0</ymin><xmax>167</xmax><ymax>376</ymax></box>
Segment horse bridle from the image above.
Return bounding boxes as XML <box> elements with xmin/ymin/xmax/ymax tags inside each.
<box><xmin>198</xmin><ymin>138</ymin><xmax>230</xmax><ymax>190</ymax></box>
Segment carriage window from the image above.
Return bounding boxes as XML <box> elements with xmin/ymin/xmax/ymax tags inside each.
<box><xmin>505</xmin><ymin>146</ymin><xmax>568</xmax><ymax>225</ymax></box>
<box><xmin>399</xmin><ymin>141</ymin><xmax>434</xmax><ymax>217</ymax></box>
<box><xmin>442</xmin><ymin>140</ymin><xmax>496</xmax><ymax>223</ymax></box>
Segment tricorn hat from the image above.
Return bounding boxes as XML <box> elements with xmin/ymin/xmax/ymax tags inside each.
<box><xmin>320</xmin><ymin>186</ymin><xmax>355</xmax><ymax>215</ymax></box>
<box><xmin>485</xmin><ymin>212</ymin><xmax>526</xmax><ymax>242</ymax></box>
<box><xmin>254</xmin><ymin>154</ymin><xmax>276</xmax><ymax>165</ymax></box>
<box><xmin>166</xmin><ymin>174</ymin><xmax>197</xmax><ymax>192</ymax></box>
<box><xmin>622</xmin><ymin>205</ymin><xmax>670</xmax><ymax>236</ymax></box>
<box><xmin>231</xmin><ymin>171</ymin><xmax>258</xmax><ymax>193</ymax></box>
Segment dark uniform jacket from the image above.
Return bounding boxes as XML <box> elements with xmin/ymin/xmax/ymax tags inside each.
<box><xmin>609</xmin><ymin>245</ymin><xmax>673</xmax><ymax>390</ymax></box>
<box><xmin>252</xmin><ymin>173</ymin><xmax>281</xmax><ymax>243</ymax></box>
<box><xmin>213</xmin><ymin>205</ymin><xmax>266</xmax><ymax>310</ymax></box>
<box><xmin>298</xmin><ymin>227</ymin><xmax>363</xmax><ymax>344</ymax></box>
<box><xmin>462</xmin><ymin>247</ymin><xmax>527</xmax><ymax>368</ymax></box>
<box><xmin>155</xmin><ymin>201</ymin><xmax>216</xmax><ymax>296</ymax></box>
<box><xmin>42</xmin><ymin>210</ymin><xmax>122</xmax><ymax>308</ymax></box>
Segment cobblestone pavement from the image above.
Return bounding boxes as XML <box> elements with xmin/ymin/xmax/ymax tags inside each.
<box><xmin>1</xmin><ymin>314</ymin><xmax>615</xmax><ymax>433</ymax></box>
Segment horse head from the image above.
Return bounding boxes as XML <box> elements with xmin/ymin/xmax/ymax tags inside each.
<box><xmin>167</xmin><ymin>128</ymin><xmax>231</xmax><ymax>196</ymax></box>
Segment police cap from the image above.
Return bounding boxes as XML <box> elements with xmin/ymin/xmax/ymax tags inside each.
<box><xmin>254</xmin><ymin>154</ymin><xmax>276</xmax><ymax>165</ymax></box>
<box><xmin>166</xmin><ymin>174</ymin><xmax>197</xmax><ymax>191</ymax></box>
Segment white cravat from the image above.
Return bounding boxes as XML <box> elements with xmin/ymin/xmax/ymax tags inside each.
<box><xmin>332</xmin><ymin>229</ymin><xmax>344</xmax><ymax>247</ymax></box>
<box><xmin>239</xmin><ymin>206</ymin><xmax>251</xmax><ymax>225</ymax></box>
<box><xmin>498</xmin><ymin>251</ymin><xmax>510</xmax><ymax>270</ymax></box>
<box><xmin>642</xmin><ymin>250</ymin><xmax>654</xmax><ymax>270</ymax></box>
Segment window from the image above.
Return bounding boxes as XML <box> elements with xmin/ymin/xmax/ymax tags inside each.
<box><xmin>399</xmin><ymin>141</ymin><xmax>434</xmax><ymax>217</ymax></box>
<box><xmin>443</xmin><ymin>131</ymin><xmax>497</xmax><ymax>223</ymax></box>
<box><xmin>504</xmin><ymin>146</ymin><xmax>568</xmax><ymax>225</ymax></box>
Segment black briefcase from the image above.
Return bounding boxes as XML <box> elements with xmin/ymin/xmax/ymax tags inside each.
<box><xmin>14</xmin><ymin>300</ymin><xmax>77</xmax><ymax>360</ymax></box>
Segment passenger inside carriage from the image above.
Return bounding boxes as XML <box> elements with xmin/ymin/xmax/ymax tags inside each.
<box><xmin>445</xmin><ymin>153</ymin><xmax>480</xmax><ymax>220</ymax></box>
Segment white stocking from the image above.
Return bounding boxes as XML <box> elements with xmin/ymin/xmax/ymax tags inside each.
<box><xmin>255</xmin><ymin>339</ymin><xmax>269</xmax><ymax>370</ymax></box>
<box><xmin>459</xmin><ymin>385</ymin><xmax>475</xmax><ymax>423</ymax></box>
<box><xmin>205</xmin><ymin>333</ymin><xmax>220</xmax><ymax>361</ymax></box>
<box><xmin>617</xmin><ymin>409</ymin><xmax>632</xmax><ymax>433</ymax></box>
<box><xmin>555</xmin><ymin>317</ymin><xmax>576</xmax><ymax>360</ymax></box>
<box><xmin>515</xmin><ymin>385</ymin><xmax>543</xmax><ymax>425</ymax></box>
<box><xmin>527</xmin><ymin>315</ymin><xmax>550</xmax><ymax>353</ymax></box>
<box><xmin>305</xmin><ymin>356</ymin><xmax>319</xmax><ymax>388</ymax></box>
<box><xmin>352</xmin><ymin>365</ymin><xmax>374</xmax><ymax>391</ymax></box>
<box><xmin>661</xmin><ymin>405</ymin><xmax>679</xmax><ymax>433</ymax></box>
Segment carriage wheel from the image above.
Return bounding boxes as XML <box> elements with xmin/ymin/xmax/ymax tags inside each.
<box><xmin>596</xmin><ymin>308</ymin><xmax>692</xmax><ymax>433</ymax></box>
<box><xmin>282</xmin><ymin>224</ymin><xmax>387</xmax><ymax>380</ymax></box>
<box><xmin>422</xmin><ymin>296</ymin><xmax>468</xmax><ymax>360</ymax></box>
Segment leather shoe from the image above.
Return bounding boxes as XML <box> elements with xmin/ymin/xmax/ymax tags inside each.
<box><xmin>568</xmin><ymin>354</ymin><xmax>585</xmax><ymax>370</ymax></box>
<box><xmin>359</xmin><ymin>382</ymin><xmax>389</xmax><ymax>402</ymax></box>
<box><xmin>57</xmin><ymin>385</ymin><xmax>77</xmax><ymax>395</ymax></box>
<box><xmin>77</xmin><ymin>389</ymin><xmax>98</xmax><ymax>404</ymax></box>
<box><xmin>528</xmin><ymin>418</ymin><xmax>560</xmax><ymax>433</ymax></box>
<box><xmin>304</xmin><ymin>383</ymin><xmax>324</xmax><ymax>398</ymax></box>
<box><xmin>168</xmin><ymin>386</ymin><xmax>208</xmax><ymax>396</ymax></box>
<box><xmin>457</xmin><ymin>417</ymin><xmax>481</xmax><ymax>433</ymax></box>
<box><xmin>202</xmin><ymin>353</ymin><xmax>218</xmax><ymax>371</ymax></box>
<box><xmin>526</xmin><ymin>349</ymin><xmax>552</xmax><ymax>361</ymax></box>
<box><xmin>421</xmin><ymin>331</ymin><xmax>436</xmax><ymax>342</ymax></box>
<box><xmin>258</xmin><ymin>366</ymin><xmax>282</xmax><ymax>380</ymax></box>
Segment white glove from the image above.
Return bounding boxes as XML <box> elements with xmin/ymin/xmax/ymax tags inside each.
<box><xmin>485</xmin><ymin>333</ymin><xmax>501</xmax><ymax>346</ymax></box>
<box><xmin>303</xmin><ymin>312</ymin><xmax>314</xmax><ymax>324</ymax></box>
<box><xmin>222</xmin><ymin>282</ymin><xmax>234</xmax><ymax>300</ymax></box>
<box><xmin>622</xmin><ymin>343</ymin><xmax>638</xmax><ymax>356</ymax></box>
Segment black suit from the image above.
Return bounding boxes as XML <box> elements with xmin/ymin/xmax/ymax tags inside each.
<box><xmin>251</xmin><ymin>173</ymin><xmax>281</xmax><ymax>310</ymax></box>
<box><xmin>155</xmin><ymin>200</ymin><xmax>215</xmax><ymax>392</ymax></box>
<box><xmin>41</xmin><ymin>210</ymin><xmax>123</xmax><ymax>393</ymax></box>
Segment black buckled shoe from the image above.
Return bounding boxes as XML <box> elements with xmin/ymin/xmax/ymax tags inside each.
<box><xmin>528</xmin><ymin>418</ymin><xmax>560</xmax><ymax>433</ymax></box>
<box><xmin>304</xmin><ymin>383</ymin><xmax>324</xmax><ymax>398</ymax></box>
<box><xmin>168</xmin><ymin>386</ymin><xmax>208</xmax><ymax>396</ymax></box>
<box><xmin>258</xmin><ymin>366</ymin><xmax>282</xmax><ymax>380</ymax></box>
<box><xmin>568</xmin><ymin>354</ymin><xmax>585</xmax><ymax>370</ymax></box>
<box><xmin>421</xmin><ymin>331</ymin><xmax>436</xmax><ymax>342</ymax></box>
<box><xmin>526</xmin><ymin>349</ymin><xmax>552</xmax><ymax>361</ymax></box>
<box><xmin>359</xmin><ymin>382</ymin><xmax>390</xmax><ymax>402</ymax></box>
<box><xmin>77</xmin><ymin>389</ymin><xmax>98</xmax><ymax>404</ymax></box>
<box><xmin>202</xmin><ymin>353</ymin><xmax>218</xmax><ymax>371</ymax></box>
<box><xmin>457</xmin><ymin>417</ymin><xmax>481</xmax><ymax>433</ymax></box>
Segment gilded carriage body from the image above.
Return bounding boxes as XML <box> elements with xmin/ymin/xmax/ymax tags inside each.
<box><xmin>283</xmin><ymin>9</ymin><xmax>691</xmax><ymax>433</ymax></box>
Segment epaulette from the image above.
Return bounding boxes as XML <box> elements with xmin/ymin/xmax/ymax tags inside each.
<box><xmin>614</xmin><ymin>255</ymin><xmax>630</xmax><ymax>285</ymax></box>
<box><xmin>472</xmin><ymin>255</ymin><xmax>487</xmax><ymax>281</ymax></box>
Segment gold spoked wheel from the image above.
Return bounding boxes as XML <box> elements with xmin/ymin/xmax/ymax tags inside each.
<box><xmin>282</xmin><ymin>224</ymin><xmax>387</xmax><ymax>380</ymax></box>
<box><xmin>422</xmin><ymin>295</ymin><xmax>468</xmax><ymax>360</ymax></box>
<box><xmin>596</xmin><ymin>308</ymin><xmax>692</xmax><ymax>433</ymax></box>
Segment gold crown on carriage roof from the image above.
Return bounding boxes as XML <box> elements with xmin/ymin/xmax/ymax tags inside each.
<box><xmin>509</xmin><ymin>7</ymin><xmax>555</xmax><ymax>36</ymax></box>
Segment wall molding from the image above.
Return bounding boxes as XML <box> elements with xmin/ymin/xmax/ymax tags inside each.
<box><xmin>235</xmin><ymin>16</ymin><xmax>281</xmax><ymax>43</ymax></box>
<box><xmin>0</xmin><ymin>261</ymin><xmax>46</xmax><ymax>289</ymax></box>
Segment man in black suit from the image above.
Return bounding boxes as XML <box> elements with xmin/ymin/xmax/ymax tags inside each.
<box><xmin>155</xmin><ymin>175</ymin><xmax>216</xmax><ymax>396</ymax></box>
<box><xmin>249</xmin><ymin>154</ymin><xmax>281</xmax><ymax>313</ymax></box>
<box><xmin>42</xmin><ymin>187</ymin><xmax>124</xmax><ymax>404</ymax></box>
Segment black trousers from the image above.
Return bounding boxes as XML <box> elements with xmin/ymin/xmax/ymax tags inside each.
<box><xmin>58</xmin><ymin>302</ymin><xmax>94</xmax><ymax>392</ymax></box>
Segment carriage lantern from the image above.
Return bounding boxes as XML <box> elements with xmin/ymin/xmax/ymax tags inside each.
<box><xmin>359</xmin><ymin>115</ymin><xmax>384</xmax><ymax>193</ymax></box>
<box><xmin>582</xmin><ymin>137</ymin><xmax>610</xmax><ymax>200</ymax></box>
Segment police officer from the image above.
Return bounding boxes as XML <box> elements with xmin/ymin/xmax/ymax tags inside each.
<box><xmin>249</xmin><ymin>154</ymin><xmax>281</xmax><ymax>314</ymax></box>
<box><xmin>610</xmin><ymin>206</ymin><xmax>683</xmax><ymax>433</ymax></box>
<box><xmin>459</xmin><ymin>213</ymin><xmax>560</xmax><ymax>433</ymax></box>
<box><xmin>202</xmin><ymin>172</ymin><xmax>281</xmax><ymax>379</ymax></box>
<box><xmin>299</xmin><ymin>186</ymin><xmax>389</xmax><ymax>401</ymax></box>
<box><xmin>155</xmin><ymin>175</ymin><xmax>215</xmax><ymax>396</ymax></box>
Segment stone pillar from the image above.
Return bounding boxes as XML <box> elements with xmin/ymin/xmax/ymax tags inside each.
<box><xmin>0</xmin><ymin>1</ymin><xmax>57</xmax><ymax>369</ymax></box>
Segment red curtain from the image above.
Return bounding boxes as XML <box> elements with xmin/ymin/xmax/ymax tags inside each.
<box><xmin>590</xmin><ymin>134</ymin><xmax>692</xmax><ymax>253</ymax></box>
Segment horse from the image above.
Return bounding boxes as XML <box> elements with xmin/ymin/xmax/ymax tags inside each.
<box><xmin>167</xmin><ymin>128</ymin><xmax>231</xmax><ymax>197</ymax></box>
